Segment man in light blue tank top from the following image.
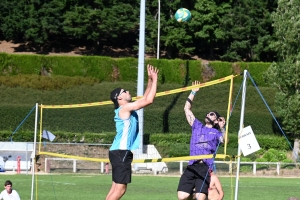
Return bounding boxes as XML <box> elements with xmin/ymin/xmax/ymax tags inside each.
<box><xmin>106</xmin><ymin>64</ymin><xmax>159</xmax><ymax>200</ymax></box>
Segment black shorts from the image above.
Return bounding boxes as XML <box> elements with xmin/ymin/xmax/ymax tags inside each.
<box><xmin>109</xmin><ymin>150</ymin><xmax>133</xmax><ymax>184</ymax></box>
<box><xmin>177</xmin><ymin>162</ymin><xmax>210</xmax><ymax>195</ymax></box>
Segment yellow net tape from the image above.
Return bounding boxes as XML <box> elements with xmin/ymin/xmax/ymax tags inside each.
<box><xmin>39</xmin><ymin>151</ymin><xmax>228</xmax><ymax>163</ymax></box>
<box><xmin>40</xmin><ymin>75</ymin><xmax>238</xmax><ymax>108</ymax></box>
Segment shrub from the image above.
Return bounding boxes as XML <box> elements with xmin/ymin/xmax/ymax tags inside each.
<box><xmin>262</xmin><ymin>148</ymin><xmax>287</xmax><ymax>162</ymax></box>
<box><xmin>281</xmin><ymin>159</ymin><xmax>296</xmax><ymax>169</ymax></box>
<box><xmin>255</xmin><ymin>158</ymin><xmax>269</xmax><ymax>169</ymax></box>
<box><xmin>263</xmin><ymin>151</ymin><xmax>278</xmax><ymax>162</ymax></box>
<box><xmin>240</xmin><ymin>157</ymin><xmax>252</xmax><ymax>172</ymax></box>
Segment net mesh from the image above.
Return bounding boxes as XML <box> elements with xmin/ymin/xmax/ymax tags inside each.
<box><xmin>38</xmin><ymin>75</ymin><xmax>236</xmax><ymax>163</ymax></box>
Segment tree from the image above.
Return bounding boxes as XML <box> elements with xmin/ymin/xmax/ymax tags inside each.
<box><xmin>0</xmin><ymin>0</ymin><xmax>29</xmax><ymax>42</ymax></box>
<box><xmin>266</xmin><ymin>0</ymin><xmax>300</xmax><ymax>136</ymax></box>
<box><xmin>221</xmin><ymin>0</ymin><xmax>276</xmax><ymax>61</ymax></box>
<box><xmin>25</xmin><ymin>0</ymin><xmax>66</xmax><ymax>46</ymax></box>
<box><xmin>144</xmin><ymin>0</ymin><xmax>195</xmax><ymax>58</ymax></box>
<box><xmin>190</xmin><ymin>0</ymin><xmax>230</xmax><ymax>59</ymax></box>
<box><xmin>63</xmin><ymin>0</ymin><xmax>140</xmax><ymax>50</ymax></box>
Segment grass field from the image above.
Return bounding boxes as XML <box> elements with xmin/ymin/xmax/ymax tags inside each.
<box><xmin>0</xmin><ymin>174</ymin><xmax>299</xmax><ymax>200</ymax></box>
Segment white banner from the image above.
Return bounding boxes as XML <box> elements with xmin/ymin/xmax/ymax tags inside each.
<box><xmin>239</xmin><ymin>126</ymin><xmax>260</xmax><ymax>156</ymax></box>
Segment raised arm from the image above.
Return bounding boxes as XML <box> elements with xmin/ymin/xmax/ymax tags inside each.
<box><xmin>143</xmin><ymin>64</ymin><xmax>154</xmax><ymax>97</ymax></box>
<box><xmin>184</xmin><ymin>81</ymin><xmax>200</xmax><ymax>126</ymax></box>
<box><xmin>123</xmin><ymin>65</ymin><xmax>159</xmax><ymax>112</ymax></box>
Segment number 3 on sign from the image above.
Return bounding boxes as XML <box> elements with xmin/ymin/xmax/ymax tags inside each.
<box><xmin>239</xmin><ymin>126</ymin><xmax>260</xmax><ymax>156</ymax></box>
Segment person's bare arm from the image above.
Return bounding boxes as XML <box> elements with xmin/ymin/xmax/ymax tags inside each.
<box><xmin>143</xmin><ymin>64</ymin><xmax>154</xmax><ymax>97</ymax></box>
<box><xmin>122</xmin><ymin>65</ymin><xmax>159</xmax><ymax>113</ymax></box>
<box><xmin>184</xmin><ymin>81</ymin><xmax>200</xmax><ymax>126</ymax></box>
<box><xmin>214</xmin><ymin>176</ymin><xmax>224</xmax><ymax>200</ymax></box>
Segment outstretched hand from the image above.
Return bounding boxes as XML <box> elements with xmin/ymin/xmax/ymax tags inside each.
<box><xmin>147</xmin><ymin>64</ymin><xmax>159</xmax><ymax>81</ymax></box>
<box><xmin>192</xmin><ymin>80</ymin><xmax>201</xmax><ymax>92</ymax></box>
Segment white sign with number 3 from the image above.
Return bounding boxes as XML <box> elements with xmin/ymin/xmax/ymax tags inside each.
<box><xmin>239</xmin><ymin>126</ymin><xmax>261</xmax><ymax>156</ymax></box>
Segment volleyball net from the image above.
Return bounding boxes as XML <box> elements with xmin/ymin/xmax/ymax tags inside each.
<box><xmin>36</xmin><ymin>75</ymin><xmax>238</xmax><ymax>172</ymax></box>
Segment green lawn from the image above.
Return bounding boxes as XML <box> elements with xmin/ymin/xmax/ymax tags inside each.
<box><xmin>0</xmin><ymin>174</ymin><xmax>299</xmax><ymax>200</ymax></box>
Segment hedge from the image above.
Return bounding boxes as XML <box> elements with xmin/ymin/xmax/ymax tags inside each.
<box><xmin>0</xmin><ymin>53</ymin><xmax>272</xmax><ymax>86</ymax></box>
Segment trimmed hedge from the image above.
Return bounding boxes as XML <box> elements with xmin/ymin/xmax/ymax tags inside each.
<box><xmin>0</xmin><ymin>75</ymin><xmax>99</xmax><ymax>90</ymax></box>
<box><xmin>0</xmin><ymin>53</ymin><xmax>272</xmax><ymax>86</ymax></box>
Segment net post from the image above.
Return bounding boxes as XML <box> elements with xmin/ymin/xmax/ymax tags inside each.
<box><xmin>31</xmin><ymin>103</ymin><xmax>39</xmax><ymax>200</ymax></box>
<box><xmin>137</xmin><ymin>0</ymin><xmax>146</xmax><ymax>155</ymax></box>
<box><xmin>235</xmin><ymin>70</ymin><xmax>248</xmax><ymax>200</ymax></box>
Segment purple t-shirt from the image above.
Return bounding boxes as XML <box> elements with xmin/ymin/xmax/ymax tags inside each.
<box><xmin>188</xmin><ymin>119</ymin><xmax>224</xmax><ymax>169</ymax></box>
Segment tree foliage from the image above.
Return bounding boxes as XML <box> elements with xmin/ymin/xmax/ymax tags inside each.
<box><xmin>191</xmin><ymin>0</ymin><xmax>230</xmax><ymax>58</ymax></box>
<box><xmin>0</xmin><ymin>0</ymin><xmax>29</xmax><ymax>42</ymax></box>
<box><xmin>25</xmin><ymin>0</ymin><xmax>66</xmax><ymax>45</ymax></box>
<box><xmin>0</xmin><ymin>0</ymin><xmax>277</xmax><ymax>60</ymax></box>
<box><xmin>221</xmin><ymin>0</ymin><xmax>276</xmax><ymax>61</ymax></box>
<box><xmin>266</xmin><ymin>0</ymin><xmax>300</xmax><ymax>136</ymax></box>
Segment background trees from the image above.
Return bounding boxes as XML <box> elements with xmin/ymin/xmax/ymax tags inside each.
<box><xmin>0</xmin><ymin>0</ymin><xmax>277</xmax><ymax>60</ymax></box>
<box><xmin>220</xmin><ymin>0</ymin><xmax>276</xmax><ymax>61</ymax></box>
<box><xmin>266</xmin><ymin>0</ymin><xmax>300</xmax><ymax>137</ymax></box>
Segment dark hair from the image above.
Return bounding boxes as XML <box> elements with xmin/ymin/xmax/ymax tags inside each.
<box><xmin>110</xmin><ymin>88</ymin><xmax>122</xmax><ymax>109</ymax></box>
<box><xmin>4</xmin><ymin>180</ymin><xmax>12</xmax><ymax>186</ymax></box>
<box><xmin>212</xmin><ymin>111</ymin><xmax>220</xmax><ymax>119</ymax></box>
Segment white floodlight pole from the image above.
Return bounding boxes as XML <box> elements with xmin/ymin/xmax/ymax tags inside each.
<box><xmin>234</xmin><ymin>70</ymin><xmax>248</xmax><ymax>200</ymax></box>
<box><xmin>157</xmin><ymin>0</ymin><xmax>160</xmax><ymax>59</ymax></box>
<box><xmin>137</xmin><ymin>0</ymin><xmax>146</xmax><ymax>154</ymax></box>
<box><xmin>31</xmin><ymin>103</ymin><xmax>38</xmax><ymax>200</ymax></box>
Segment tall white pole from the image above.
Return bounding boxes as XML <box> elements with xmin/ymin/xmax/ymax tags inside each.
<box><xmin>234</xmin><ymin>70</ymin><xmax>248</xmax><ymax>200</ymax></box>
<box><xmin>31</xmin><ymin>103</ymin><xmax>38</xmax><ymax>200</ymax></box>
<box><xmin>157</xmin><ymin>0</ymin><xmax>160</xmax><ymax>59</ymax></box>
<box><xmin>137</xmin><ymin>0</ymin><xmax>146</xmax><ymax>154</ymax></box>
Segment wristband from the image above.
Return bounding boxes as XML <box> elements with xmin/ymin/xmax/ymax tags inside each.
<box><xmin>191</xmin><ymin>91</ymin><xmax>196</xmax><ymax>96</ymax></box>
<box><xmin>186</xmin><ymin>98</ymin><xmax>193</xmax><ymax>105</ymax></box>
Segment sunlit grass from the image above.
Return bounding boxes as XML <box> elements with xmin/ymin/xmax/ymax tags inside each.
<box><xmin>0</xmin><ymin>174</ymin><xmax>299</xmax><ymax>200</ymax></box>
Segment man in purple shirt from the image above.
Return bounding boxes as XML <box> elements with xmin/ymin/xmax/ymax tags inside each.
<box><xmin>177</xmin><ymin>80</ymin><xmax>226</xmax><ymax>200</ymax></box>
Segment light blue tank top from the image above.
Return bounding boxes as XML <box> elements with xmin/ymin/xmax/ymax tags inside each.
<box><xmin>110</xmin><ymin>107</ymin><xmax>140</xmax><ymax>151</ymax></box>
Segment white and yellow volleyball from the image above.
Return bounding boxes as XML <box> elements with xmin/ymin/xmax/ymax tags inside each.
<box><xmin>174</xmin><ymin>8</ymin><xmax>192</xmax><ymax>22</ymax></box>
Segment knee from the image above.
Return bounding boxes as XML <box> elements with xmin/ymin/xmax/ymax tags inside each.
<box><xmin>178</xmin><ymin>191</ymin><xmax>190</xmax><ymax>200</ymax></box>
<box><xmin>117</xmin><ymin>185</ymin><xmax>127</xmax><ymax>197</ymax></box>
<box><xmin>120</xmin><ymin>188</ymin><xmax>127</xmax><ymax>195</ymax></box>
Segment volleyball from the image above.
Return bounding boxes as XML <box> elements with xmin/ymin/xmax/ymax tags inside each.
<box><xmin>174</xmin><ymin>8</ymin><xmax>192</xmax><ymax>22</ymax></box>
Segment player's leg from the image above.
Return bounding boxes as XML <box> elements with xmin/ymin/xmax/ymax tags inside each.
<box><xmin>106</xmin><ymin>182</ymin><xmax>127</xmax><ymax>200</ymax></box>
<box><xmin>106</xmin><ymin>181</ymin><xmax>115</xmax><ymax>199</ymax></box>
<box><xmin>194</xmin><ymin>163</ymin><xmax>210</xmax><ymax>200</ymax></box>
<box><xmin>106</xmin><ymin>150</ymin><xmax>132</xmax><ymax>200</ymax></box>
<box><xmin>178</xmin><ymin>166</ymin><xmax>196</xmax><ymax>200</ymax></box>
<box><xmin>193</xmin><ymin>192</ymin><xmax>207</xmax><ymax>200</ymax></box>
